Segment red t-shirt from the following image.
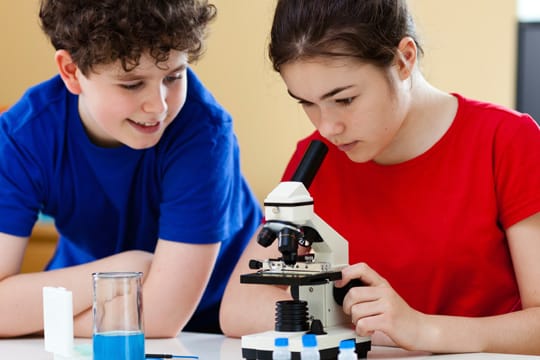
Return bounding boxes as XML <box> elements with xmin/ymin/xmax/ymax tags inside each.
<box><xmin>282</xmin><ymin>94</ymin><xmax>540</xmax><ymax>317</ymax></box>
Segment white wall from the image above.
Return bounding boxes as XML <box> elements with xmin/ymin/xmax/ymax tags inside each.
<box><xmin>518</xmin><ymin>0</ymin><xmax>540</xmax><ymax>21</ymax></box>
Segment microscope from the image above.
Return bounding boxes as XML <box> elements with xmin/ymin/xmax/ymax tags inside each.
<box><xmin>240</xmin><ymin>140</ymin><xmax>371</xmax><ymax>360</ymax></box>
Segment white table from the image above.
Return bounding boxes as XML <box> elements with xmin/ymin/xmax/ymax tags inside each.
<box><xmin>0</xmin><ymin>332</ymin><xmax>537</xmax><ymax>359</ymax></box>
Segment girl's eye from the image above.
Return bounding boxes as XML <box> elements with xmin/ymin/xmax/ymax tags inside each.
<box><xmin>336</xmin><ymin>97</ymin><xmax>356</xmax><ymax>105</ymax></box>
<box><xmin>298</xmin><ymin>99</ymin><xmax>314</xmax><ymax>107</ymax></box>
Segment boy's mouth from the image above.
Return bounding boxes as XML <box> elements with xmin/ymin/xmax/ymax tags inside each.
<box><xmin>131</xmin><ymin>119</ymin><xmax>159</xmax><ymax>127</ymax></box>
<box><xmin>128</xmin><ymin>118</ymin><xmax>162</xmax><ymax>133</ymax></box>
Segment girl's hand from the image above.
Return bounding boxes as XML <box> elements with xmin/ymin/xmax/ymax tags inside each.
<box><xmin>334</xmin><ymin>262</ymin><xmax>426</xmax><ymax>350</ymax></box>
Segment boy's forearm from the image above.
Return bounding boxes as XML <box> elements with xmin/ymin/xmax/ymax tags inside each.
<box><xmin>0</xmin><ymin>270</ymin><xmax>92</xmax><ymax>337</ymax></box>
<box><xmin>0</xmin><ymin>250</ymin><xmax>152</xmax><ymax>338</ymax></box>
<box><xmin>139</xmin><ymin>240</ymin><xmax>221</xmax><ymax>338</ymax></box>
<box><xmin>73</xmin><ymin>307</ymin><xmax>93</xmax><ymax>337</ymax></box>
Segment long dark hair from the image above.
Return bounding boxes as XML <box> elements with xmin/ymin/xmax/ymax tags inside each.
<box><xmin>269</xmin><ymin>0</ymin><xmax>423</xmax><ymax>72</ymax></box>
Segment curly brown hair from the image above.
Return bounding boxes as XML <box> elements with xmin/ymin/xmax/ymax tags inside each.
<box><xmin>39</xmin><ymin>0</ymin><xmax>217</xmax><ymax>75</ymax></box>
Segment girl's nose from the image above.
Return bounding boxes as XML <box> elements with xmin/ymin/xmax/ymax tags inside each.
<box><xmin>317</xmin><ymin>109</ymin><xmax>345</xmax><ymax>138</ymax></box>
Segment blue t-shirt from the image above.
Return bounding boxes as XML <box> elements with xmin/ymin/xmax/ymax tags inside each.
<box><xmin>0</xmin><ymin>69</ymin><xmax>262</xmax><ymax>332</ymax></box>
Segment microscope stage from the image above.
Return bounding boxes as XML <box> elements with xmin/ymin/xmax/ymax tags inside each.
<box><xmin>240</xmin><ymin>270</ymin><xmax>342</xmax><ymax>286</ymax></box>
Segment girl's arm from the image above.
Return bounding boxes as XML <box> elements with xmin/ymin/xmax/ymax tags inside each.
<box><xmin>337</xmin><ymin>212</ymin><xmax>540</xmax><ymax>355</ymax></box>
<box><xmin>220</xmin><ymin>226</ymin><xmax>292</xmax><ymax>337</ymax></box>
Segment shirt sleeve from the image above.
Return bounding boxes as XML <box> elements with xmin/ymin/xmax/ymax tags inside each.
<box><xmin>495</xmin><ymin>113</ymin><xmax>540</xmax><ymax>228</ymax></box>
<box><xmin>0</xmin><ymin>105</ymin><xmax>44</xmax><ymax>236</ymax></box>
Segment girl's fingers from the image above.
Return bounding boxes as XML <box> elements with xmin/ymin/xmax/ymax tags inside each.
<box><xmin>341</xmin><ymin>284</ymin><xmax>383</xmax><ymax>314</ymax></box>
<box><xmin>335</xmin><ymin>262</ymin><xmax>387</xmax><ymax>288</ymax></box>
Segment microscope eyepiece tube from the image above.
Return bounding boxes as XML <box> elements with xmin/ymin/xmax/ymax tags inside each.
<box><xmin>290</xmin><ymin>140</ymin><xmax>328</xmax><ymax>189</ymax></box>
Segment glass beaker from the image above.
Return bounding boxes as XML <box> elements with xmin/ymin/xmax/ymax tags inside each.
<box><xmin>92</xmin><ymin>272</ymin><xmax>144</xmax><ymax>360</ymax></box>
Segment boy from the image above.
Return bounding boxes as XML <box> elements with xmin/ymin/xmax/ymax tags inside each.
<box><xmin>0</xmin><ymin>0</ymin><xmax>261</xmax><ymax>337</ymax></box>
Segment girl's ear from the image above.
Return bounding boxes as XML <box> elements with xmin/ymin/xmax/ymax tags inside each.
<box><xmin>55</xmin><ymin>50</ymin><xmax>82</xmax><ymax>95</ymax></box>
<box><xmin>395</xmin><ymin>36</ymin><xmax>417</xmax><ymax>80</ymax></box>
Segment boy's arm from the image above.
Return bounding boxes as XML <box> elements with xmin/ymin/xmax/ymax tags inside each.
<box><xmin>0</xmin><ymin>232</ymin><xmax>152</xmax><ymax>338</ymax></box>
<box><xmin>140</xmin><ymin>239</ymin><xmax>220</xmax><ymax>338</ymax></box>
<box><xmin>220</xmin><ymin>226</ymin><xmax>292</xmax><ymax>338</ymax></box>
<box><xmin>0</xmin><ymin>233</ymin><xmax>28</xmax><ymax>281</ymax></box>
<box><xmin>72</xmin><ymin>239</ymin><xmax>228</xmax><ymax>338</ymax></box>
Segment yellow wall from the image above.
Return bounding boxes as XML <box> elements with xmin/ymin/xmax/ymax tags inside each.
<box><xmin>0</xmin><ymin>0</ymin><xmax>517</xmax><ymax>204</ymax></box>
<box><xmin>408</xmin><ymin>0</ymin><xmax>517</xmax><ymax>107</ymax></box>
<box><xmin>0</xmin><ymin>2</ymin><xmax>55</xmax><ymax>101</ymax></box>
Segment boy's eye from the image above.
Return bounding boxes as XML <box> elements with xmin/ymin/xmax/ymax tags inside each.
<box><xmin>165</xmin><ymin>74</ymin><xmax>183</xmax><ymax>83</ymax></box>
<box><xmin>121</xmin><ymin>82</ymin><xmax>143</xmax><ymax>90</ymax></box>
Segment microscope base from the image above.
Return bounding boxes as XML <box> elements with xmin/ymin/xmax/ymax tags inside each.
<box><xmin>241</xmin><ymin>326</ymin><xmax>371</xmax><ymax>360</ymax></box>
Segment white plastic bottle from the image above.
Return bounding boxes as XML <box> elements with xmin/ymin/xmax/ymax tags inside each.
<box><xmin>300</xmin><ymin>334</ymin><xmax>320</xmax><ymax>360</ymax></box>
<box><xmin>272</xmin><ymin>337</ymin><xmax>291</xmax><ymax>360</ymax></box>
<box><xmin>337</xmin><ymin>339</ymin><xmax>357</xmax><ymax>360</ymax></box>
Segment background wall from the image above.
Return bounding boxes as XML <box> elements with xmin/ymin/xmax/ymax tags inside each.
<box><xmin>0</xmin><ymin>0</ymin><xmax>517</xmax><ymax>205</ymax></box>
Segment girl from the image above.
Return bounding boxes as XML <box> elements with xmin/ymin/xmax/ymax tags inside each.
<box><xmin>220</xmin><ymin>0</ymin><xmax>540</xmax><ymax>354</ymax></box>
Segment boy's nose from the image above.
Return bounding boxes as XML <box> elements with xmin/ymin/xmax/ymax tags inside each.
<box><xmin>142</xmin><ymin>86</ymin><xmax>167</xmax><ymax>114</ymax></box>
